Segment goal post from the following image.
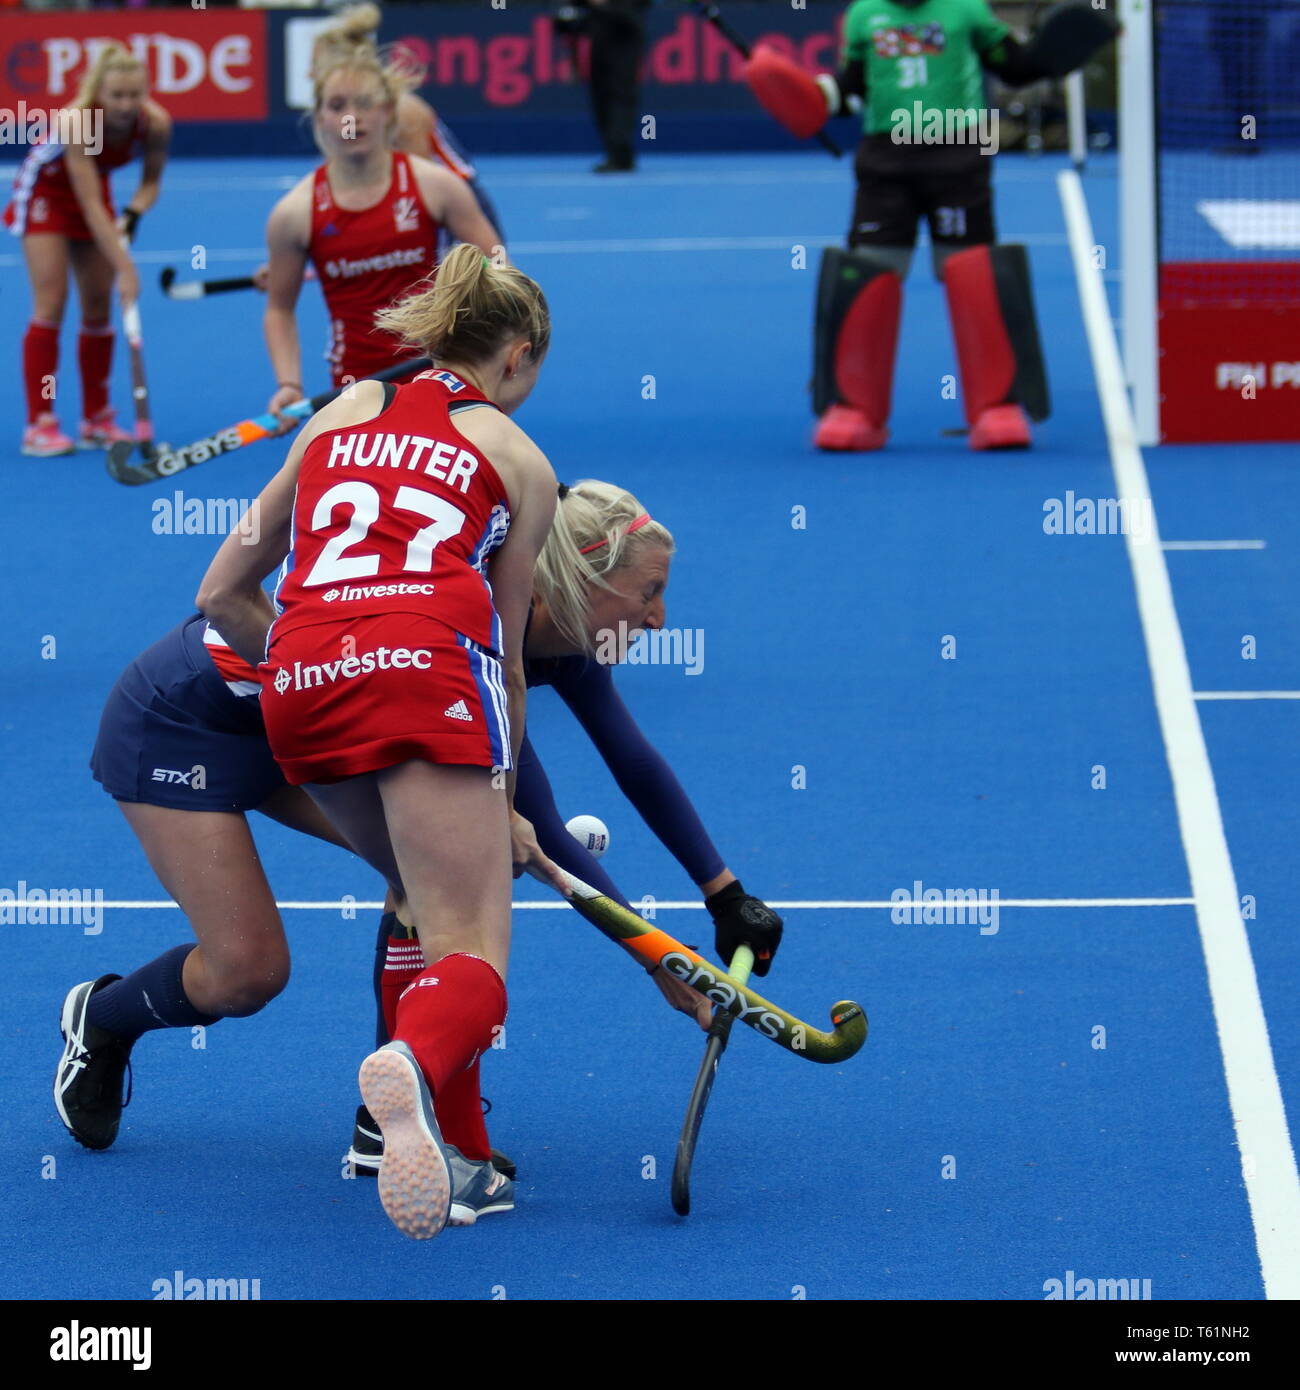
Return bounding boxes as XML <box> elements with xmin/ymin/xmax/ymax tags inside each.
<box><xmin>1120</xmin><ymin>0</ymin><xmax>1300</xmax><ymax>444</ymax></box>
<box><xmin>1119</xmin><ymin>0</ymin><xmax>1159</xmax><ymax>445</ymax></box>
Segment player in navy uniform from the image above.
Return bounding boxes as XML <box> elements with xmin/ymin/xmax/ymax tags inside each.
<box><xmin>57</xmin><ymin>485</ymin><xmax>782</xmax><ymax>1214</ymax></box>
<box><xmin>348</xmin><ymin>478</ymin><xmax>786</xmax><ymax>1174</ymax></box>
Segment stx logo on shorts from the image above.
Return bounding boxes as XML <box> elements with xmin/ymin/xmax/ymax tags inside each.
<box><xmin>270</xmin><ymin>646</ymin><xmax>433</xmax><ymax>693</ymax></box>
<box><xmin>151</xmin><ymin>766</ymin><xmax>207</xmax><ymax>788</ymax></box>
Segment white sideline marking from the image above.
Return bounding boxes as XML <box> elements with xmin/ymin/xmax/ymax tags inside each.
<box><xmin>0</xmin><ymin>232</ymin><xmax>1065</xmax><ymax>272</ymax></box>
<box><xmin>1198</xmin><ymin>199</ymin><xmax>1300</xmax><ymax>249</ymax></box>
<box><xmin>1162</xmin><ymin>540</ymin><xmax>1266</xmax><ymax>551</ymax></box>
<box><xmin>1060</xmin><ymin>168</ymin><xmax>1300</xmax><ymax>1301</ymax></box>
<box><xmin>1195</xmin><ymin>691</ymin><xmax>1300</xmax><ymax>701</ymax></box>
<box><xmin>0</xmin><ymin>164</ymin><xmax>1061</xmax><ymax>192</ymax></box>
<box><xmin>56</xmin><ymin>897</ymin><xmax>1194</xmax><ymax>911</ymax></box>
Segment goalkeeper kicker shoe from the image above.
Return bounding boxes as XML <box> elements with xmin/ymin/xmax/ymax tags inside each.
<box><xmin>54</xmin><ymin>976</ymin><xmax>134</xmax><ymax>1150</ymax></box>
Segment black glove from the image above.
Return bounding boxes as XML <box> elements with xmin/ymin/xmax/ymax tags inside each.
<box><xmin>120</xmin><ymin>207</ymin><xmax>142</xmax><ymax>243</ymax></box>
<box><xmin>705</xmin><ymin>879</ymin><xmax>783</xmax><ymax>978</ymax></box>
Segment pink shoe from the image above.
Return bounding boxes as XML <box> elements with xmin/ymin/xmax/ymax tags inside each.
<box><xmin>969</xmin><ymin>404</ymin><xmax>1031</xmax><ymax>450</ymax></box>
<box><xmin>77</xmin><ymin>408</ymin><xmax>135</xmax><ymax>450</ymax></box>
<box><xmin>21</xmin><ymin>413</ymin><xmax>76</xmax><ymax>457</ymax></box>
<box><xmin>814</xmin><ymin>404</ymin><xmax>888</xmax><ymax>452</ymax></box>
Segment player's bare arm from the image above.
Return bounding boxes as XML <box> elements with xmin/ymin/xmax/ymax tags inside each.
<box><xmin>413</xmin><ymin>158</ymin><xmax>501</xmax><ymax>257</ymax></box>
<box><xmin>196</xmin><ymin>381</ymin><xmax>388</xmax><ymax>664</ymax></box>
<box><xmin>263</xmin><ymin>179</ymin><xmax>314</xmax><ymax>421</ymax></box>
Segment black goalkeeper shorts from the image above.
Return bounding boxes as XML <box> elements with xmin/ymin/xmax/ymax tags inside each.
<box><xmin>849</xmin><ymin>136</ymin><xmax>996</xmax><ymax>250</ymax></box>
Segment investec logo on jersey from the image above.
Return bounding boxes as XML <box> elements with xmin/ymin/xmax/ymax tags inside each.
<box><xmin>326</xmin><ymin>431</ymin><xmax>480</xmax><ymax>493</ymax></box>
<box><xmin>271</xmin><ymin>646</ymin><xmax>432</xmax><ymax>693</ymax></box>
<box><xmin>321</xmin><ymin>581</ymin><xmax>436</xmax><ymax>603</ymax></box>
<box><xmin>322</xmin><ymin>247</ymin><xmax>427</xmax><ymax>280</ymax></box>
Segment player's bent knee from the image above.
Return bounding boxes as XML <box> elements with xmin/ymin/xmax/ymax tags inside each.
<box><xmin>205</xmin><ymin>955</ymin><xmax>291</xmax><ymax>1017</ymax></box>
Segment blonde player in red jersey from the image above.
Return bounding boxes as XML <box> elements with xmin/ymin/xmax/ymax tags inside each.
<box><xmin>310</xmin><ymin>4</ymin><xmax>486</xmax><ymax>189</ymax></box>
<box><xmin>5</xmin><ymin>43</ymin><xmax>171</xmax><ymax>455</ymax></box>
<box><xmin>262</xmin><ymin>43</ymin><xmax>500</xmax><ymax>430</ymax></box>
<box><xmin>200</xmin><ymin>244</ymin><xmax>566</xmax><ymax>1239</ymax></box>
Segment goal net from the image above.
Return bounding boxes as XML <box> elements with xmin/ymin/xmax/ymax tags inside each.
<box><xmin>1122</xmin><ymin>0</ymin><xmax>1300</xmax><ymax>443</ymax></box>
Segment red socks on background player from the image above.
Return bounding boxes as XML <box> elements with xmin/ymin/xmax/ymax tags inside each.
<box><xmin>23</xmin><ymin>320</ymin><xmax>59</xmax><ymax>423</ymax></box>
<box><xmin>78</xmin><ymin>321</ymin><xmax>114</xmax><ymax>421</ymax></box>
<box><xmin>22</xmin><ymin>319</ymin><xmax>115</xmax><ymax>425</ymax></box>
<box><xmin>388</xmin><ymin>949</ymin><xmax>504</xmax><ymax>1164</ymax></box>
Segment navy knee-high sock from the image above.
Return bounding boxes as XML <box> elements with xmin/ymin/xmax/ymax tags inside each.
<box><xmin>86</xmin><ymin>944</ymin><xmax>220</xmax><ymax>1043</ymax></box>
<box><xmin>373</xmin><ymin>911</ymin><xmax>397</xmax><ymax>1049</ymax></box>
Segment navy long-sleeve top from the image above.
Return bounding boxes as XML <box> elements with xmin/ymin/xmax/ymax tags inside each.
<box><xmin>518</xmin><ymin>651</ymin><xmax>725</xmax><ymax>909</ymax></box>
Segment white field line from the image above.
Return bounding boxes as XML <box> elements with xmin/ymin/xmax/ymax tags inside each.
<box><xmin>1195</xmin><ymin>692</ymin><xmax>1300</xmax><ymax>701</ymax></box>
<box><xmin>0</xmin><ymin>231</ymin><xmax>1065</xmax><ymax>271</ymax></box>
<box><xmin>1060</xmin><ymin>166</ymin><xmax>1300</xmax><ymax>1300</ymax></box>
<box><xmin>1161</xmin><ymin>540</ymin><xmax>1267</xmax><ymax>551</ymax></box>
<box><xmin>0</xmin><ymin>163</ymin><xmax>1070</xmax><ymax>191</ymax></box>
<box><xmin>41</xmin><ymin>897</ymin><xmax>1194</xmax><ymax>912</ymax></box>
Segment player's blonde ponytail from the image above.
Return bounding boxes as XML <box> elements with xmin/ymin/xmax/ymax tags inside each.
<box><xmin>72</xmin><ymin>43</ymin><xmax>147</xmax><ymax>111</ymax></box>
<box><xmin>311</xmin><ymin>5</ymin><xmax>426</xmax><ymax>93</ymax></box>
<box><xmin>534</xmin><ymin>481</ymin><xmax>676</xmax><ymax>656</ymax></box>
<box><xmin>321</xmin><ymin>2</ymin><xmax>383</xmax><ymax>48</ymax></box>
<box><xmin>375</xmin><ymin>242</ymin><xmax>550</xmax><ymax>370</ymax></box>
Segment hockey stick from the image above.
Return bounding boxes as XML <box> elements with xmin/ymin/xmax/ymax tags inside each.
<box><xmin>120</xmin><ymin>297</ymin><xmax>166</xmax><ymax>460</ymax></box>
<box><xmin>159</xmin><ymin>266</ymin><xmax>318</xmax><ymax>300</ymax></box>
<box><xmin>105</xmin><ymin>356</ymin><xmax>432</xmax><ymax>486</ymax></box>
<box><xmin>561</xmin><ymin>871</ymin><xmax>866</xmax><ymax>1064</ymax></box>
<box><xmin>685</xmin><ymin>0</ymin><xmax>842</xmax><ymax>158</ymax></box>
<box><xmin>160</xmin><ymin>268</ymin><xmax>255</xmax><ymax>300</ymax></box>
<box><xmin>671</xmin><ymin>942</ymin><xmax>753</xmax><ymax>1215</ymax></box>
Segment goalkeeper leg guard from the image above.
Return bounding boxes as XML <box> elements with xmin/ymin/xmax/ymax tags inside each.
<box><xmin>942</xmin><ymin>244</ymin><xmax>1049</xmax><ymax>451</ymax></box>
<box><xmin>812</xmin><ymin>247</ymin><xmax>903</xmax><ymax>452</ymax></box>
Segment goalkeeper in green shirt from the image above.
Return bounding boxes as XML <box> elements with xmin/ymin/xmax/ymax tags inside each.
<box><xmin>746</xmin><ymin>0</ymin><xmax>1116</xmax><ymax>451</ymax></box>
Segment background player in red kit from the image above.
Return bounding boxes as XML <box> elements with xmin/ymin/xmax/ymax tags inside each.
<box><xmin>199</xmin><ymin>244</ymin><xmax>566</xmax><ymax>1239</ymax></box>
<box><xmin>312</xmin><ymin>4</ymin><xmax>501</xmax><ymax>232</ymax></box>
<box><xmin>262</xmin><ymin>44</ymin><xmax>501</xmax><ymax>428</ymax></box>
<box><xmin>5</xmin><ymin>43</ymin><xmax>171</xmax><ymax>456</ymax></box>
<box><xmin>248</xmin><ymin>5</ymin><xmax>504</xmax><ymax>293</ymax></box>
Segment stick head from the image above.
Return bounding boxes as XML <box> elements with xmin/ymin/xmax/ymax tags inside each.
<box><xmin>827</xmin><ymin>1001</ymin><xmax>868</xmax><ymax>1057</ymax></box>
<box><xmin>105</xmin><ymin>440</ymin><xmax>151</xmax><ymax>486</ymax></box>
<box><xmin>159</xmin><ymin>267</ymin><xmax>175</xmax><ymax>293</ymax></box>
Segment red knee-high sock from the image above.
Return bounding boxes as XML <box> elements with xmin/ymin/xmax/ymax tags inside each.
<box><xmin>23</xmin><ymin>320</ymin><xmax>60</xmax><ymax>424</ymax></box>
<box><xmin>78</xmin><ymin>321</ymin><xmax>114</xmax><ymax>420</ymax></box>
<box><xmin>434</xmin><ymin>1056</ymin><xmax>491</xmax><ymax>1161</ymax></box>
<box><xmin>393</xmin><ymin>953</ymin><xmax>505</xmax><ymax>1149</ymax></box>
<box><xmin>380</xmin><ymin>933</ymin><xmax>426</xmax><ymax>1042</ymax></box>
